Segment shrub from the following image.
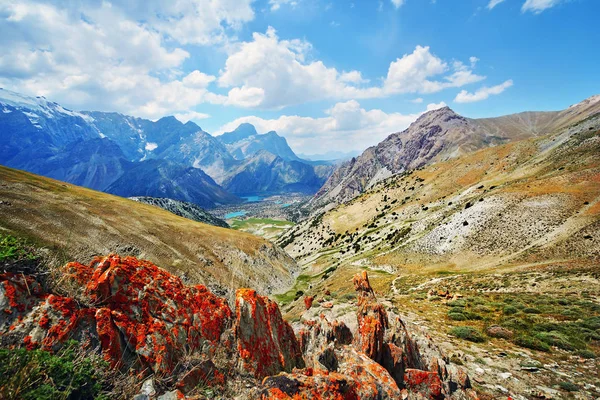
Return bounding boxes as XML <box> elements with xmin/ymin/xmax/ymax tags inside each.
<box><xmin>558</xmin><ymin>381</ymin><xmax>579</xmax><ymax>392</ymax></box>
<box><xmin>523</xmin><ymin>307</ymin><xmax>541</xmax><ymax>314</ymax></box>
<box><xmin>448</xmin><ymin>311</ymin><xmax>468</xmax><ymax>321</ymax></box>
<box><xmin>576</xmin><ymin>349</ymin><xmax>596</xmax><ymax>359</ymax></box>
<box><xmin>515</xmin><ymin>335</ymin><xmax>551</xmax><ymax>352</ymax></box>
<box><xmin>0</xmin><ymin>341</ymin><xmax>111</xmax><ymax>400</ymax></box>
<box><xmin>503</xmin><ymin>305</ymin><xmax>518</xmax><ymax>315</ymax></box>
<box><xmin>449</xmin><ymin>327</ymin><xmax>485</xmax><ymax>343</ymax></box>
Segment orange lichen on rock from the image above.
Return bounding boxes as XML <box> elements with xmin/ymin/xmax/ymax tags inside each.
<box><xmin>1</xmin><ymin>255</ymin><xmax>233</xmax><ymax>374</ymax></box>
<box><xmin>234</xmin><ymin>288</ymin><xmax>304</xmax><ymax>379</ymax></box>
<box><xmin>352</xmin><ymin>271</ymin><xmax>388</xmax><ymax>363</ymax></box>
<box><xmin>303</xmin><ymin>296</ymin><xmax>314</xmax><ymax>310</ymax></box>
<box><xmin>404</xmin><ymin>369</ymin><xmax>443</xmax><ymax>399</ymax></box>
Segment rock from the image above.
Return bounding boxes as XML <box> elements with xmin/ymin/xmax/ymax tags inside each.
<box><xmin>404</xmin><ymin>369</ymin><xmax>443</xmax><ymax>399</ymax></box>
<box><xmin>176</xmin><ymin>360</ymin><xmax>225</xmax><ymax>394</ymax></box>
<box><xmin>234</xmin><ymin>288</ymin><xmax>304</xmax><ymax>379</ymax></box>
<box><xmin>157</xmin><ymin>390</ymin><xmax>185</xmax><ymax>400</ymax></box>
<box><xmin>304</xmin><ymin>296</ymin><xmax>314</xmax><ymax>310</ymax></box>
<box><xmin>321</xmin><ymin>301</ymin><xmax>333</xmax><ymax>309</ymax></box>
<box><xmin>353</xmin><ymin>271</ymin><xmax>389</xmax><ymax>363</ymax></box>
<box><xmin>140</xmin><ymin>378</ymin><xmax>156</xmax><ymax>397</ymax></box>
<box><xmin>486</xmin><ymin>325</ymin><xmax>514</xmax><ymax>339</ymax></box>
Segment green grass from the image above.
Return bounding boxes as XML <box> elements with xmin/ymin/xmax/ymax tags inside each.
<box><xmin>0</xmin><ymin>233</ymin><xmax>38</xmax><ymax>262</ymax></box>
<box><xmin>0</xmin><ymin>341</ymin><xmax>111</xmax><ymax>400</ymax></box>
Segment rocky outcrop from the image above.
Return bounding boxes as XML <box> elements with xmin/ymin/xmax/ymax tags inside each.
<box><xmin>273</xmin><ymin>271</ymin><xmax>478</xmax><ymax>400</ymax></box>
<box><xmin>235</xmin><ymin>288</ymin><xmax>304</xmax><ymax>378</ymax></box>
<box><xmin>0</xmin><ymin>256</ymin><xmax>477</xmax><ymax>399</ymax></box>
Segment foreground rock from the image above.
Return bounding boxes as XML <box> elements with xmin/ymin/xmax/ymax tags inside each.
<box><xmin>0</xmin><ymin>255</ymin><xmax>477</xmax><ymax>399</ymax></box>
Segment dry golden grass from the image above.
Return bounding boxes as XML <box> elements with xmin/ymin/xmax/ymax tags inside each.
<box><xmin>0</xmin><ymin>166</ymin><xmax>297</xmax><ymax>295</ymax></box>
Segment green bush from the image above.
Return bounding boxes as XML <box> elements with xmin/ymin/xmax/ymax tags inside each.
<box><xmin>576</xmin><ymin>349</ymin><xmax>596</xmax><ymax>359</ymax></box>
<box><xmin>523</xmin><ymin>307</ymin><xmax>541</xmax><ymax>314</ymax></box>
<box><xmin>449</xmin><ymin>327</ymin><xmax>485</xmax><ymax>343</ymax></box>
<box><xmin>503</xmin><ymin>305</ymin><xmax>518</xmax><ymax>315</ymax></box>
<box><xmin>448</xmin><ymin>311</ymin><xmax>468</xmax><ymax>321</ymax></box>
<box><xmin>514</xmin><ymin>335</ymin><xmax>551</xmax><ymax>352</ymax></box>
<box><xmin>0</xmin><ymin>341</ymin><xmax>110</xmax><ymax>400</ymax></box>
<box><xmin>558</xmin><ymin>381</ymin><xmax>579</xmax><ymax>392</ymax></box>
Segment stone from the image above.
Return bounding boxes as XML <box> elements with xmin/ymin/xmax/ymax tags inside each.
<box><xmin>304</xmin><ymin>296</ymin><xmax>314</xmax><ymax>310</ymax></box>
<box><xmin>157</xmin><ymin>390</ymin><xmax>185</xmax><ymax>400</ymax></box>
<box><xmin>234</xmin><ymin>288</ymin><xmax>304</xmax><ymax>379</ymax></box>
<box><xmin>352</xmin><ymin>271</ymin><xmax>389</xmax><ymax>363</ymax></box>
<box><xmin>176</xmin><ymin>360</ymin><xmax>225</xmax><ymax>394</ymax></box>
<box><xmin>404</xmin><ymin>369</ymin><xmax>443</xmax><ymax>399</ymax></box>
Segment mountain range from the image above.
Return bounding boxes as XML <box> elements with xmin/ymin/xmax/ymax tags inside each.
<box><xmin>311</xmin><ymin>96</ymin><xmax>600</xmax><ymax>212</ymax></box>
<box><xmin>0</xmin><ymin>89</ymin><xmax>333</xmax><ymax>207</ymax></box>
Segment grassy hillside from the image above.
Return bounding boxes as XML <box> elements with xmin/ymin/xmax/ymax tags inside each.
<box><xmin>0</xmin><ymin>166</ymin><xmax>298</xmax><ymax>298</ymax></box>
<box><xmin>277</xmin><ymin>110</ymin><xmax>600</xmax><ymax>397</ymax></box>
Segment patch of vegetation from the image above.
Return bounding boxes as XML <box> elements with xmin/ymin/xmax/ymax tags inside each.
<box><xmin>0</xmin><ymin>233</ymin><xmax>38</xmax><ymax>262</ymax></box>
<box><xmin>558</xmin><ymin>381</ymin><xmax>579</xmax><ymax>392</ymax></box>
<box><xmin>449</xmin><ymin>326</ymin><xmax>485</xmax><ymax>343</ymax></box>
<box><xmin>0</xmin><ymin>341</ymin><xmax>112</xmax><ymax>400</ymax></box>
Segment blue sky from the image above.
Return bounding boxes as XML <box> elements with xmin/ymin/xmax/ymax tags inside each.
<box><xmin>0</xmin><ymin>0</ymin><xmax>598</xmax><ymax>154</ymax></box>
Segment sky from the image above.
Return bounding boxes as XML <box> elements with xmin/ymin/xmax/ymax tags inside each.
<box><xmin>0</xmin><ymin>0</ymin><xmax>599</xmax><ymax>155</ymax></box>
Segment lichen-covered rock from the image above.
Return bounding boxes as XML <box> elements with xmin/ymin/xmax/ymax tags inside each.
<box><xmin>235</xmin><ymin>288</ymin><xmax>305</xmax><ymax>379</ymax></box>
<box><xmin>404</xmin><ymin>369</ymin><xmax>443</xmax><ymax>400</ymax></box>
<box><xmin>353</xmin><ymin>271</ymin><xmax>388</xmax><ymax>363</ymax></box>
<box><xmin>1</xmin><ymin>255</ymin><xmax>234</xmax><ymax>374</ymax></box>
<box><xmin>298</xmin><ymin>315</ymin><xmax>353</xmax><ymax>369</ymax></box>
<box><xmin>304</xmin><ymin>296</ymin><xmax>314</xmax><ymax>310</ymax></box>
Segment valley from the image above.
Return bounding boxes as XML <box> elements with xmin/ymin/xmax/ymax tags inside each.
<box><xmin>1</xmin><ymin>92</ymin><xmax>599</xmax><ymax>399</ymax></box>
<box><xmin>272</xmin><ymin>98</ymin><xmax>600</xmax><ymax>398</ymax></box>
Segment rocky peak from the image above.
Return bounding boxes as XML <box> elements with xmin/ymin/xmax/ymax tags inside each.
<box><xmin>219</xmin><ymin>123</ymin><xmax>259</xmax><ymax>144</ymax></box>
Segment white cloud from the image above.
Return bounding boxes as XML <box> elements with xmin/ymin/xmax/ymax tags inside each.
<box><xmin>454</xmin><ymin>79</ymin><xmax>513</xmax><ymax>103</ymax></box>
<box><xmin>215</xmin><ymin>100</ymin><xmax>446</xmax><ymax>153</ymax></box>
<box><xmin>411</xmin><ymin>98</ymin><xmax>424</xmax><ymax>103</ymax></box>
<box><xmin>219</xmin><ymin>30</ymin><xmax>486</xmax><ymax>109</ymax></box>
<box><xmin>487</xmin><ymin>0</ymin><xmax>506</xmax><ymax>9</ymax></box>
<box><xmin>269</xmin><ymin>0</ymin><xmax>298</xmax><ymax>11</ymax></box>
<box><xmin>391</xmin><ymin>0</ymin><xmax>406</xmax><ymax>9</ymax></box>
<box><xmin>382</xmin><ymin>46</ymin><xmax>485</xmax><ymax>95</ymax></box>
<box><xmin>521</xmin><ymin>0</ymin><xmax>562</xmax><ymax>13</ymax></box>
<box><xmin>0</xmin><ymin>1</ymin><xmax>235</xmax><ymax>119</ymax></box>
<box><xmin>174</xmin><ymin>111</ymin><xmax>211</xmax><ymax>124</ymax></box>
<box><xmin>339</xmin><ymin>71</ymin><xmax>369</xmax><ymax>84</ymax></box>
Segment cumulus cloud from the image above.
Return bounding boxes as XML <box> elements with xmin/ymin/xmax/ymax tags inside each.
<box><xmin>487</xmin><ymin>0</ymin><xmax>506</xmax><ymax>9</ymax></box>
<box><xmin>454</xmin><ymin>80</ymin><xmax>513</xmax><ymax>103</ymax></box>
<box><xmin>521</xmin><ymin>0</ymin><xmax>563</xmax><ymax>14</ymax></box>
<box><xmin>218</xmin><ymin>30</ymin><xmax>486</xmax><ymax>109</ymax></box>
<box><xmin>0</xmin><ymin>1</ymin><xmax>236</xmax><ymax>119</ymax></box>
<box><xmin>214</xmin><ymin>100</ymin><xmax>446</xmax><ymax>153</ymax></box>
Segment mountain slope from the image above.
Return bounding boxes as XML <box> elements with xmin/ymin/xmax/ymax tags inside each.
<box><xmin>312</xmin><ymin>97</ymin><xmax>600</xmax><ymax>211</ymax></box>
<box><xmin>105</xmin><ymin>159</ymin><xmax>240</xmax><ymax>208</ymax></box>
<box><xmin>221</xmin><ymin>150</ymin><xmax>329</xmax><ymax>194</ymax></box>
<box><xmin>0</xmin><ymin>165</ymin><xmax>297</xmax><ymax>297</ymax></box>
<box><xmin>280</xmin><ymin>107</ymin><xmax>600</xmax><ymax>276</ymax></box>
<box><xmin>129</xmin><ymin>196</ymin><xmax>229</xmax><ymax>228</ymax></box>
